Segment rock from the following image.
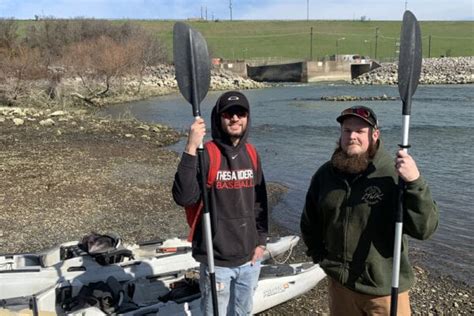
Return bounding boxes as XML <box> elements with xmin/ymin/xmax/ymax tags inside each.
<box><xmin>12</xmin><ymin>108</ymin><xmax>25</xmax><ymax>116</ymax></box>
<box><xmin>13</xmin><ymin>118</ymin><xmax>25</xmax><ymax>126</ymax></box>
<box><xmin>320</xmin><ymin>95</ymin><xmax>397</xmax><ymax>101</ymax></box>
<box><xmin>39</xmin><ymin>118</ymin><xmax>55</xmax><ymax>127</ymax></box>
<box><xmin>49</xmin><ymin>110</ymin><xmax>66</xmax><ymax>117</ymax></box>
<box><xmin>137</xmin><ymin>125</ymin><xmax>150</xmax><ymax>131</ymax></box>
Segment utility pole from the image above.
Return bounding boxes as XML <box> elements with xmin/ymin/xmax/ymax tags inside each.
<box><xmin>310</xmin><ymin>27</ymin><xmax>313</xmax><ymax>60</ymax></box>
<box><xmin>229</xmin><ymin>0</ymin><xmax>233</xmax><ymax>21</ymax></box>
<box><xmin>336</xmin><ymin>37</ymin><xmax>345</xmax><ymax>58</ymax></box>
<box><xmin>307</xmin><ymin>0</ymin><xmax>309</xmax><ymax>21</ymax></box>
<box><xmin>405</xmin><ymin>1</ymin><xmax>408</xmax><ymax>11</ymax></box>
<box><xmin>374</xmin><ymin>27</ymin><xmax>379</xmax><ymax>60</ymax></box>
<box><xmin>395</xmin><ymin>40</ymin><xmax>400</xmax><ymax>60</ymax></box>
<box><xmin>428</xmin><ymin>35</ymin><xmax>432</xmax><ymax>58</ymax></box>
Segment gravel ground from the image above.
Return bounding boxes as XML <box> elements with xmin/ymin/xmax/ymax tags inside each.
<box><xmin>0</xmin><ymin>107</ymin><xmax>472</xmax><ymax>315</ymax></box>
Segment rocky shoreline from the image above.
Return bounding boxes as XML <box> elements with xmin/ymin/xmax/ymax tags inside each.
<box><xmin>1</xmin><ymin>107</ymin><xmax>473</xmax><ymax>315</ymax></box>
<box><xmin>135</xmin><ymin>57</ymin><xmax>474</xmax><ymax>92</ymax></box>
<box><xmin>146</xmin><ymin>64</ymin><xmax>267</xmax><ymax>91</ymax></box>
<box><xmin>145</xmin><ymin>57</ymin><xmax>473</xmax><ymax>90</ymax></box>
<box><xmin>352</xmin><ymin>56</ymin><xmax>473</xmax><ymax>85</ymax></box>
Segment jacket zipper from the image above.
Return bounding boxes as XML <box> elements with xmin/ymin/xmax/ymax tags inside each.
<box><xmin>341</xmin><ymin>178</ymin><xmax>351</xmax><ymax>284</ymax></box>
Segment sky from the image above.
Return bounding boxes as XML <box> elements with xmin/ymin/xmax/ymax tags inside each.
<box><xmin>0</xmin><ymin>0</ymin><xmax>472</xmax><ymax>21</ymax></box>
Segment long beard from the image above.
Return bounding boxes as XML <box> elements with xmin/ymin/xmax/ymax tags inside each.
<box><xmin>331</xmin><ymin>140</ymin><xmax>377</xmax><ymax>174</ymax></box>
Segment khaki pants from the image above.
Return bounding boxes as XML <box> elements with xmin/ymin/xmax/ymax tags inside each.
<box><xmin>328</xmin><ymin>277</ymin><xmax>411</xmax><ymax>316</ymax></box>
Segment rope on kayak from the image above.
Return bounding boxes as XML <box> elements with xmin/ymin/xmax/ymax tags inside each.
<box><xmin>267</xmin><ymin>241</ymin><xmax>295</xmax><ymax>264</ymax></box>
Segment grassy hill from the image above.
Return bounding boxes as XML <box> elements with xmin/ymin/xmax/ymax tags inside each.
<box><xmin>17</xmin><ymin>19</ymin><xmax>474</xmax><ymax>62</ymax></box>
<box><xmin>135</xmin><ymin>20</ymin><xmax>473</xmax><ymax>62</ymax></box>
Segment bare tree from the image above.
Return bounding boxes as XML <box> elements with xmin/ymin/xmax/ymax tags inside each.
<box><xmin>63</xmin><ymin>36</ymin><xmax>139</xmax><ymax>105</ymax></box>
<box><xmin>24</xmin><ymin>18</ymin><xmax>74</xmax><ymax>67</ymax></box>
<box><xmin>126</xmin><ymin>32</ymin><xmax>168</xmax><ymax>94</ymax></box>
<box><xmin>0</xmin><ymin>18</ymin><xmax>19</xmax><ymax>52</ymax></box>
<box><xmin>0</xmin><ymin>46</ymin><xmax>47</xmax><ymax>103</ymax></box>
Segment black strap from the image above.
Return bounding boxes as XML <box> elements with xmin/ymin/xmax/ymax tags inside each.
<box><xmin>398</xmin><ymin>144</ymin><xmax>411</xmax><ymax>149</ymax></box>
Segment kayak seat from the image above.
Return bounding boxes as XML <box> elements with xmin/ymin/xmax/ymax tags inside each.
<box><xmin>259</xmin><ymin>264</ymin><xmax>295</xmax><ymax>279</ymax></box>
<box><xmin>159</xmin><ymin>276</ymin><xmax>200</xmax><ymax>303</ymax></box>
<box><xmin>92</xmin><ymin>248</ymin><xmax>134</xmax><ymax>265</ymax></box>
<box><xmin>77</xmin><ymin>232</ymin><xmax>134</xmax><ymax>265</ymax></box>
<box><xmin>60</xmin><ymin>243</ymin><xmax>133</xmax><ymax>266</ymax></box>
<box><xmin>39</xmin><ymin>233</ymin><xmax>133</xmax><ymax>267</ymax></box>
<box><xmin>60</xmin><ymin>276</ymin><xmax>138</xmax><ymax>314</ymax></box>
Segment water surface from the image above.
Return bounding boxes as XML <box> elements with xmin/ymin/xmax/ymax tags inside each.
<box><xmin>105</xmin><ymin>83</ymin><xmax>474</xmax><ymax>285</ymax></box>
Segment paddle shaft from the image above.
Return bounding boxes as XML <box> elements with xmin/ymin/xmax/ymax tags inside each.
<box><xmin>391</xmin><ymin>10</ymin><xmax>422</xmax><ymax>314</ymax></box>
<box><xmin>196</xmin><ymin>121</ymin><xmax>219</xmax><ymax>316</ymax></box>
<box><xmin>185</xmin><ymin>26</ymin><xmax>219</xmax><ymax>316</ymax></box>
<box><xmin>191</xmin><ymin>66</ymin><xmax>219</xmax><ymax>316</ymax></box>
<box><xmin>391</xmin><ymin>111</ymin><xmax>410</xmax><ymax>316</ymax></box>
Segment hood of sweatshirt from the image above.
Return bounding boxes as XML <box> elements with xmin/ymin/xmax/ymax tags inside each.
<box><xmin>211</xmin><ymin>91</ymin><xmax>251</xmax><ymax>153</ymax></box>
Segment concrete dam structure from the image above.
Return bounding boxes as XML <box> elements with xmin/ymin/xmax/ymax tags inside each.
<box><xmin>245</xmin><ymin>60</ymin><xmax>368</xmax><ymax>82</ymax></box>
<box><xmin>215</xmin><ymin>59</ymin><xmax>376</xmax><ymax>83</ymax></box>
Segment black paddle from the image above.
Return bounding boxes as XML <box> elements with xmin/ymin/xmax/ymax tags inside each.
<box><xmin>391</xmin><ymin>10</ymin><xmax>422</xmax><ymax>316</ymax></box>
<box><xmin>173</xmin><ymin>22</ymin><xmax>218</xmax><ymax>316</ymax></box>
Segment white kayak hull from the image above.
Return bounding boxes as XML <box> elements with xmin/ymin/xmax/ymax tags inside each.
<box><xmin>4</xmin><ymin>262</ymin><xmax>325</xmax><ymax>315</ymax></box>
<box><xmin>0</xmin><ymin>235</ymin><xmax>299</xmax><ymax>300</ymax></box>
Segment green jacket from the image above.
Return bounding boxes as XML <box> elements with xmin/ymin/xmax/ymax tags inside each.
<box><xmin>300</xmin><ymin>142</ymin><xmax>439</xmax><ymax>296</ymax></box>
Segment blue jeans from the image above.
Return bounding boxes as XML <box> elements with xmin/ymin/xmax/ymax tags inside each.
<box><xmin>199</xmin><ymin>261</ymin><xmax>261</xmax><ymax>316</ymax></box>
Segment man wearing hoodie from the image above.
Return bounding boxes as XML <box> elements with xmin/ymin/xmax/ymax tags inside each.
<box><xmin>172</xmin><ymin>91</ymin><xmax>268</xmax><ymax>315</ymax></box>
<box><xmin>300</xmin><ymin>105</ymin><xmax>438</xmax><ymax>315</ymax></box>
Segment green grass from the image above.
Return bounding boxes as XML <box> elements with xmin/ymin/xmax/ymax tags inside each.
<box><xmin>16</xmin><ymin>19</ymin><xmax>474</xmax><ymax>62</ymax></box>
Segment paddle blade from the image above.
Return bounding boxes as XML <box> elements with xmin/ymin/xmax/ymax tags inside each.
<box><xmin>397</xmin><ymin>10</ymin><xmax>422</xmax><ymax>114</ymax></box>
<box><xmin>173</xmin><ymin>22</ymin><xmax>211</xmax><ymax>116</ymax></box>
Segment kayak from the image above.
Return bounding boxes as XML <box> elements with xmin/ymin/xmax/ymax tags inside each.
<box><xmin>2</xmin><ymin>262</ymin><xmax>325</xmax><ymax>315</ymax></box>
<box><xmin>0</xmin><ymin>234</ymin><xmax>326</xmax><ymax>315</ymax></box>
<box><xmin>0</xmin><ymin>235</ymin><xmax>300</xmax><ymax>300</ymax></box>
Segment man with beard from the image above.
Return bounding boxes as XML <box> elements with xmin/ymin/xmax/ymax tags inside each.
<box><xmin>300</xmin><ymin>106</ymin><xmax>438</xmax><ymax>315</ymax></box>
<box><xmin>173</xmin><ymin>91</ymin><xmax>268</xmax><ymax>315</ymax></box>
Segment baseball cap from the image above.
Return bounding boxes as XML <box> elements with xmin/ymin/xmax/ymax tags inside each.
<box><xmin>336</xmin><ymin>106</ymin><xmax>378</xmax><ymax>128</ymax></box>
<box><xmin>217</xmin><ymin>91</ymin><xmax>250</xmax><ymax>113</ymax></box>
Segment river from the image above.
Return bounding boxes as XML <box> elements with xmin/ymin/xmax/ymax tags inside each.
<box><xmin>104</xmin><ymin>83</ymin><xmax>474</xmax><ymax>286</ymax></box>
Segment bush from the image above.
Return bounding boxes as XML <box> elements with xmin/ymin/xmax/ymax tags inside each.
<box><xmin>0</xmin><ymin>18</ymin><xmax>18</xmax><ymax>51</ymax></box>
<box><xmin>0</xmin><ymin>18</ymin><xmax>168</xmax><ymax>106</ymax></box>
